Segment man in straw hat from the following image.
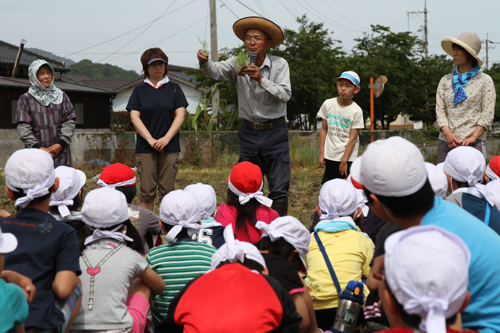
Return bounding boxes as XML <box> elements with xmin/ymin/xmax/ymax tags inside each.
<box><xmin>197</xmin><ymin>16</ymin><xmax>291</xmax><ymax>217</ymax></box>
<box><xmin>435</xmin><ymin>32</ymin><xmax>496</xmax><ymax>163</ymax></box>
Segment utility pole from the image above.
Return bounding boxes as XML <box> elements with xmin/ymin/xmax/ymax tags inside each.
<box><xmin>406</xmin><ymin>0</ymin><xmax>428</xmax><ymax>59</ymax></box>
<box><xmin>482</xmin><ymin>33</ymin><xmax>499</xmax><ymax>70</ymax></box>
<box><xmin>210</xmin><ymin>0</ymin><xmax>220</xmax><ymax>125</ymax></box>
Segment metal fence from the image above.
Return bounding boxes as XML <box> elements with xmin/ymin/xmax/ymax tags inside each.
<box><xmin>71</xmin><ymin>130</ymin><xmax>500</xmax><ymax>168</ymax></box>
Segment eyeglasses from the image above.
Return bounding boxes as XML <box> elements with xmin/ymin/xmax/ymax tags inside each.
<box><xmin>245</xmin><ymin>35</ymin><xmax>269</xmax><ymax>43</ymax></box>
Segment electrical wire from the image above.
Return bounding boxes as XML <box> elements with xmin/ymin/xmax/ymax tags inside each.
<box><xmin>63</xmin><ymin>0</ymin><xmax>195</xmax><ymax>58</ymax></box>
<box><xmin>97</xmin><ymin>0</ymin><xmax>179</xmax><ymax>63</ymax></box>
<box><xmin>321</xmin><ymin>0</ymin><xmax>369</xmax><ymax>31</ymax></box>
<box><xmin>253</xmin><ymin>0</ymin><xmax>270</xmax><ymax>18</ymax></box>
<box><xmin>234</xmin><ymin>0</ymin><xmax>262</xmax><ymax>16</ymax></box>
<box><xmin>277</xmin><ymin>0</ymin><xmax>299</xmax><ymax>18</ymax></box>
<box><xmin>220</xmin><ymin>0</ymin><xmax>239</xmax><ymax>18</ymax></box>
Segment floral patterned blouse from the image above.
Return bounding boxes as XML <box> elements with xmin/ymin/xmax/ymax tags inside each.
<box><xmin>435</xmin><ymin>71</ymin><xmax>496</xmax><ymax>141</ymax></box>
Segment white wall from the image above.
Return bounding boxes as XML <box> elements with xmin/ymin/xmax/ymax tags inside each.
<box><xmin>112</xmin><ymin>81</ymin><xmax>204</xmax><ymax>115</ymax></box>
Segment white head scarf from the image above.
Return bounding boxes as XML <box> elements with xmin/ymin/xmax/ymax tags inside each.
<box><xmin>443</xmin><ymin>146</ymin><xmax>492</xmax><ymax>204</ymax></box>
<box><xmin>4</xmin><ymin>149</ymin><xmax>56</xmax><ymax>208</ymax></box>
<box><xmin>211</xmin><ymin>225</ymin><xmax>266</xmax><ymax>270</ymax></box>
<box><xmin>425</xmin><ymin>162</ymin><xmax>448</xmax><ymax>199</ymax></box>
<box><xmin>184</xmin><ymin>183</ymin><xmax>217</xmax><ymax>219</ymax></box>
<box><xmin>385</xmin><ymin>225</ymin><xmax>470</xmax><ymax>333</ymax></box>
<box><xmin>160</xmin><ymin>190</ymin><xmax>202</xmax><ymax>242</ymax></box>
<box><xmin>256</xmin><ymin>216</ymin><xmax>310</xmax><ymax>270</ymax></box>
<box><xmin>319</xmin><ymin>179</ymin><xmax>359</xmax><ymax>220</ymax></box>
<box><xmin>49</xmin><ymin>166</ymin><xmax>86</xmax><ymax>217</ymax></box>
<box><xmin>28</xmin><ymin>59</ymin><xmax>63</xmax><ymax>106</ymax></box>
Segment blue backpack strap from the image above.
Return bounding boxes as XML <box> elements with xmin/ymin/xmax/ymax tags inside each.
<box><xmin>484</xmin><ymin>198</ymin><xmax>491</xmax><ymax>226</ymax></box>
<box><xmin>314</xmin><ymin>232</ymin><xmax>343</xmax><ymax>298</ymax></box>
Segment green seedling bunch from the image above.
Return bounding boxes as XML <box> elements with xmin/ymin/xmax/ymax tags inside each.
<box><xmin>234</xmin><ymin>50</ymin><xmax>249</xmax><ymax>68</ymax></box>
<box><xmin>198</xmin><ymin>36</ymin><xmax>209</xmax><ymax>54</ymax></box>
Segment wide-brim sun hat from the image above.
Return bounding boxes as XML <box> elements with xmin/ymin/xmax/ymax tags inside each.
<box><xmin>233</xmin><ymin>16</ymin><xmax>284</xmax><ymax>48</ymax></box>
<box><xmin>441</xmin><ymin>32</ymin><xmax>483</xmax><ymax>67</ymax></box>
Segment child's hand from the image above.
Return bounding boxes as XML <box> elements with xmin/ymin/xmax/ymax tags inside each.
<box><xmin>1</xmin><ymin>270</ymin><xmax>36</xmax><ymax>303</ymax></box>
<box><xmin>339</xmin><ymin>161</ymin><xmax>348</xmax><ymax>178</ymax></box>
<box><xmin>319</xmin><ymin>154</ymin><xmax>325</xmax><ymax>168</ymax></box>
<box><xmin>0</xmin><ymin>210</ymin><xmax>10</xmax><ymax>218</ymax></box>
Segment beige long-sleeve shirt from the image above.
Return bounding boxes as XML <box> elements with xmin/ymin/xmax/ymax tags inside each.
<box><xmin>435</xmin><ymin>71</ymin><xmax>496</xmax><ymax>141</ymax></box>
<box><xmin>200</xmin><ymin>54</ymin><xmax>291</xmax><ymax>122</ymax></box>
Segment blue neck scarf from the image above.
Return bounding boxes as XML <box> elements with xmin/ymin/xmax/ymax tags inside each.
<box><xmin>452</xmin><ymin>66</ymin><xmax>480</xmax><ymax>104</ymax></box>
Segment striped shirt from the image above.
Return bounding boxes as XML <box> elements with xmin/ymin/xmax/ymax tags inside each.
<box><xmin>147</xmin><ymin>240</ymin><xmax>216</xmax><ymax>325</ymax></box>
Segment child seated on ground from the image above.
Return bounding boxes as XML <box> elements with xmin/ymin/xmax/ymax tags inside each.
<box><xmin>318</xmin><ymin>71</ymin><xmax>364</xmax><ymax>182</ymax></box>
<box><xmin>0</xmin><ymin>227</ymin><xmax>29</xmax><ymax>332</ymax></box>
<box><xmin>377</xmin><ymin>225</ymin><xmax>474</xmax><ymax>333</ymax></box>
<box><xmin>256</xmin><ymin>216</ymin><xmax>318</xmax><ymax>333</ymax></box>
<box><xmin>147</xmin><ymin>190</ymin><xmax>216</xmax><ymax>325</ymax></box>
<box><xmin>98</xmin><ymin>163</ymin><xmax>162</xmax><ymax>253</ymax></box>
<box><xmin>1</xmin><ymin>149</ymin><xmax>82</xmax><ymax>332</ymax></box>
<box><xmin>185</xmin><ymin>183</ymin><xmax>225</xmax><ymax>248</ymax></box>
<box><xmin>71</xmin><ymin>187</ymin><xmax>165</xmax><ymax>333</ymax></box>
<box><xmin>444</xmin><ymin>146</ymin><xmax>500</xmax><ymax>234</ymax></box>
<box><xmin>49</xmin><ymin>166</ymin><xmax>86</xmax><ymax>228</ymax></box>
<box><xmin>155</xmin><ymin>225</ymin><xmax>302</xmax><ymax>332</ymax></box>
<box><xmin>306</xmin><ymin>179</ymin><xmax>373</xmax><ymax>331</ymax></box>
<box><xmin>215</xmin><ymin>161</ymin><xmax>279</xmax><ymax>243</ymax></box>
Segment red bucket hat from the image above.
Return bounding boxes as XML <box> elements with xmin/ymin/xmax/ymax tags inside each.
<box><xmin>486</xmin><ymin>156</ymin><xmax>500</xmax><ymax>182</ymax></box>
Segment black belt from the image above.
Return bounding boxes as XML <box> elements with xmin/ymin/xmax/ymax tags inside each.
<box><xmin>242</xmin><ymin>116</ymin><xmax>285</xmax><ymax>130</ymax></box>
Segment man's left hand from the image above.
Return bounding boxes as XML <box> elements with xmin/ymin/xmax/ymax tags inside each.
<box><xmin>243</xmin><ymin>65</ymin><xmax>263</xmax><ymax>83</ymax></box>
<box><xmin>48</xmin><ymin>144</ymin><xmax>62</xmax><ymax>158</ymax></box>
<box><xmin>339</xmin><ymin>161</ymin><xmax>348</xmax><ymax>178</ymax></box>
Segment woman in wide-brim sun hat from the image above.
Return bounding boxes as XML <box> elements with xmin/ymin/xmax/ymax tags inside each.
<box><xmin>435</xmin><ymin>32</ymin><xmax>496</xmax><ymax>163</ymax></box>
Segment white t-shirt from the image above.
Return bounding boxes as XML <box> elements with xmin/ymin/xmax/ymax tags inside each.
<box><xmin>317</xmin><ymin>97</ymin><xmax>364</xmax><ymax>162</ymax></box>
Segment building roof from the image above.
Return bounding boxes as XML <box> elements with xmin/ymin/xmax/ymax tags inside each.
<box><xmin>0</xmin><ymin>76</ymin><xmax>116</xmax><ymax>95</ymax></box>
<box><xmin>0</xmin><ymin>40</ymin><xmax>69</xmax><ymax>73</ymax></box>
<box><xmin>62</xmin><ymin>74</ymin><xmax>136</xmax><ymax>90</ymax></box>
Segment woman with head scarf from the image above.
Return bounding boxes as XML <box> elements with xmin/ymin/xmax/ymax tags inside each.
<box><xmin>16</xmin><ymin>59</ymin><xmax>76</xmax><ymax>167</ymax></box>
<box><xmin>435</xmin><ymin>33</ymin><xmax>496</xmax><ymax>163</ymax></box>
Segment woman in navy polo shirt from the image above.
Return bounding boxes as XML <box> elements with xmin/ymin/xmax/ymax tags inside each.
<box><xmin>127</xmin><ymin>48</ymin><xmax>188</xmax><ymax>211</ymax></box>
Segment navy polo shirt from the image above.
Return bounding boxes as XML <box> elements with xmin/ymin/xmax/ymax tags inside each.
<box><xmin>126</xmin><ymin>81</ymin><xmax>188</xmax><ymax>154</ymax></box>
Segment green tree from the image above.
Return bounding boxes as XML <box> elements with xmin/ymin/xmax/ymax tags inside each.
<box><xmin>484</xmin><ymin>63</ymin><xmax>500</xmax><ymax>120</ymax></box>
<box><xmin>349</xmin><ymin>25</ymin><xmax>426</xmax><ymax>129</ymax></box>
<box><xmin>70</xmin><ymin>59</ymin><xmax>140</xmax><ymax>79</ymax></box>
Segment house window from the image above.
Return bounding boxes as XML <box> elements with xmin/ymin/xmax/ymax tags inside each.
<box><xmin>75</xmin><ymin>103</ymin><xmax>84</xmax><ymax>125</ymax></box>
<box><xmin>11</xmin><ymin>100</ymin><xmax>18</xmax><ymax>124</ymax></box>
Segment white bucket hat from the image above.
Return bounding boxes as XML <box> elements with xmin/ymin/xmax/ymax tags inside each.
<box><xmin>256</xmin><ymin>216</ymin><xmax>310</xmax><ymax>270</ymax></box>
<box><xmin>442</xmin><ymin>32</ymin><xmax>483</xmax><ymax>67</ymax></box>
<box><xmin>5</xmin><ymin>149</ymin><xmax>56</xmax><ymax>208</ymax></box>
<box><xmin>184</xmin><ymin>183</ymin><xmax>217</xmax><ymax>219</ymax></box>
<box><xmin>424</xmin><ymin>163</ymin><xmax>448</xmax><ymax>199</ymax></box>
<box><xmin>49</xmin><ymin>166</ymin><xmax>86</xmax><ymax>217</ymax></box>
<box><xmin>351</xmin><ymin>136</ymin><xmax>427</xmax><ymax>197</ymax></box>
<box><xmin>160</xmin><ymin>190</ymin><xmax>202</xmax><ymax>242</ymax></box>
<box><xmin>211</xmin><ymin>225</ymin><xmax>266</xmax><ymax>270</ymax></box>
<box><xmin>0</xmin><ymin>228</ymin><xmax>18</xmax><ymax>254</ymax></box>
<box><xmin>385</xmin><ymin>225</ymin><xmax>470</xmax><ymax>333</ymax></box>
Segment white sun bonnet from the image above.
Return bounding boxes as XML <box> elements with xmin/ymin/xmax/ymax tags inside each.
<box><xmin>211</xmin><ymin>225</ymin><xmax>266</xmax><ymax>270</ymax></box>
<box><xmin>49</xmin><ymin>166</ymin><xmax>86</xmax><ymax>217</ymax></box>
<box><xmin>319</xmin><ymin>179</ymin><xmax>359</xmax><ymax>220</ymax></box>
<box><xmin>256</xmin><ymin>216</ymin><xmax>310</xmax><ymax>270</ymax></box>
<box><xmin>184</xmin><ymin>183</ymin><xmax>217</xmax><ymax>219</ymax></box>
<box><xmin>4</xmin><ymin>149</ymin><xmax>56</xmax><ymax>208</ymax></box>
<box><xmin>385</xmin><ymin>225</ymin><xmax>470</xmax><ymax>333</ymax></box>
<box><xmin>160</xmin><ymin>190</ymin><xmax>202</xmax><ymax>242</ymax></box>
<box><xmin>424</xmin><ymin>162</ymin><xmax>448</xmax><ymax>199</ymax></box>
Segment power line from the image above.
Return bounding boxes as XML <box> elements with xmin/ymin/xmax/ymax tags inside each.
<box><xmin>234</xmin><ymin>0</ymin><xmax>262</xmax><ymax>16</ymax></box>
<box><xmin>220</xmin><ymin>0</ymin><xmax>239</xmax><ymax>18</ymax></box>
<box><xmin>97</xmin><ymin>0</ymin><xmax>179</xmax><ymax>63</ymax></box>
<box><xmin>253</xmin><ymin>0</ymin><xmax>269</xmax><ymax>18</ymax></box>
<box><xmin>321</xmin><ymin>0</ymin><xmax>369</xmax><ymax>31</ymax></box>
<box><xmin>277</xmin><ymin>0</ymin><xmax>299</xmax><ymax>18</ymax></box>
<box><xmin>63</xmin><ymin>0</ymin><xmax>196</xmax><ymax>58</ymax></box>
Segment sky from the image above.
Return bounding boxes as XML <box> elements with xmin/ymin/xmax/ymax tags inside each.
<box><xmin>3</xmin><ymin>0</ymin><xmax>500</xmax><ymax>77</ymax></box>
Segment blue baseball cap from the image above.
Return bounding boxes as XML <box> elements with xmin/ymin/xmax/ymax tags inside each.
<box><xmin>337</xmin><ymin>71</ymin><xmax>360</xmax><ymax>87</ymax></box>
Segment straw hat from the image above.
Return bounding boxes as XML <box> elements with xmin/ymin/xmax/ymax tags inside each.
<box><xmin>233</xmin><ymin>16</ymin><xmax>284</xmax><ymax>48</ymax></box>
<box><xmin>441</xmin><ymin>32</ymin><xmax>483</xmax><ymax>67</ymax></box>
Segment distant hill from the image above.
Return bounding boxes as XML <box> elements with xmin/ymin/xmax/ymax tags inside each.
<box><xmin>70</xmin><ymin>59</ymin><xmax>140</xmax><ymax>79</ymax></box>
<box><xmin>26</xmin><ymin>48</ymin><xmax>76</xmax><ymax>67</ymax></box>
